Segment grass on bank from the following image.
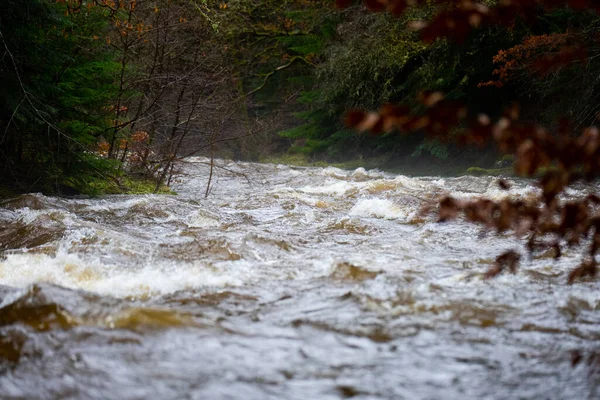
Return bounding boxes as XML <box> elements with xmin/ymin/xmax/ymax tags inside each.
<box><xmin>86</xmin><ymin>177</ymin><xmax>175</xmax><ymax>196</ymax></box>
<box><xmin>0</xmin><ymin>177</ymin><xmax>175</xmax><ymax>200</ymax></box>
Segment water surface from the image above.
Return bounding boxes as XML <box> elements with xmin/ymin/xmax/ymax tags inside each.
<box><xmin>0</xmin><ymin>159</ymin><xmax>598</xmax><ymax>399</ymax></box>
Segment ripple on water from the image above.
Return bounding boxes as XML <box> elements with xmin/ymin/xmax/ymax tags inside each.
<box><xmin>0</xmin><ymin>162</ymin><xmax>599</xmax><ymax>399</ymax></box>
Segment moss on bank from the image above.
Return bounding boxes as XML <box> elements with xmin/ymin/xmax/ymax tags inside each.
<box><xmin>86</xmin><ymin>177</ymin><xmax>175</xmax><ymax>196</ymax></box>
<box><xmin>0</xmin><ymin>177</ymin><xmax>174</xmax><ymax>200</ymax></box>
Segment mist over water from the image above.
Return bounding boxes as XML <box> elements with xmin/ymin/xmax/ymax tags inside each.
<box><xmin>0</xmin><ymin>158</ymin><xmax>599</xmax><ymax>399</ymax></box>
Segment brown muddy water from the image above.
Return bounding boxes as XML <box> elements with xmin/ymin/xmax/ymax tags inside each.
<box><xmin>0</xmin><ymin>158</ymin><xmax>599</xmax><ymax>399</ymax></box>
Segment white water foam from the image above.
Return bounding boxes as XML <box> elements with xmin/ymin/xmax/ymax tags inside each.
<box><xmin>0</xmin><ymin>251</ymin><xmax>250</xmax><ymax>297</ymax></box>
<box><xmin>298</xmin><ymin>181</ymin><xmax>359</xmax><ymax>196</ymax></box>
<box><xmin>350</xmin><ymin>167</ymin><xmax>385</xmax><ymax>182</ymax></box>
<box><xmin>187</xmin><ymin>210</ymin><xmax>221</xmax><ymax>228</ymax></box>
<box><xmin>320</xmin><ymin>166</ymin><xmax>349</xmax><ymax>180</ymax></box>
<box><xmin>349</xmin><ymin>198</ymin><xmax>415</xmax><ymax>221</ymax></box>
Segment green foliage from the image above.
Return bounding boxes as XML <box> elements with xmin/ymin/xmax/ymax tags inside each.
<box><xmin>412</xmin><ymin>139</ymin><xmax>449</xmax><ymax>160</ymax></box>
<box><xmin>87</xmin><ymin>176</ymin><xmax>175</xmax><ymax>196</ymax></box>
<box><xmin>0</xmin><ymin>0</ymin><xmax>121</xmax><ymax>194</ymax></box>
<box><xmin>277</xmin><ymin>11</ymin><xmax>432</xmax><ymax>158</ymax></box>
<box><xmin>277</xmin><ymin>34</ymin><xmax>324</xmax><ymax>55</ymax></box>
<box><xmin>278</xmin><ymin>3</ymin><xmax>529</xmax><ymax>160</ymax></box>
<box><xmin>319</xmin><ymin>16</ymin><xmax>427</xmax><ymax>110</ymax></box>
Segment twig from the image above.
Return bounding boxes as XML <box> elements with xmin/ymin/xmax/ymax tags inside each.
<box><xmin>1</xmin><ymin>96</ymin><xmax>24</xmax><ymax>145</ymax></box>
<box><xmin>246</xmin><ymin>56</ymin><xmax>314</xmax><ymax>96</ymax></box>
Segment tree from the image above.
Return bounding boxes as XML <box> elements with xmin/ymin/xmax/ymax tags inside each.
<box><xmin>279</xmin><ymin>1</ymin><xmax>520</xmax><ymax>165</ymax></box>
<box><xmin>340</xmin><ymin>0</ymin><xmax>600</xmax><ymax>284</ymax></box>
<box><xmin>0</xmin><ymin>0</ymin><xmax>261</xmax><ymax>194</ymax></box>
<box><xmin>0</xmin><ymin>0</ymin><xmax>121</xmax><ymax>194</ymax></box>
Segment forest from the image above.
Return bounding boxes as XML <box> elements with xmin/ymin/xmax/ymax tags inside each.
<box><xmin>2</xmin><ymin>0</ymin><xmax>599</xmax><ymax>195</ymax></box>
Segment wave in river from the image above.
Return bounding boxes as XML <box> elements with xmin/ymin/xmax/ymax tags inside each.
<box><xmin>1</xmin><ymin>160</ymin><xmax>598</xmax><ymax>399</ymax></box>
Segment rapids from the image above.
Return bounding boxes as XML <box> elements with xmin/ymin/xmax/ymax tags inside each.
<box><xmin>0</xmin><ymin>158</ymin><xmax>599</xmax><ymax>399</ymax></box>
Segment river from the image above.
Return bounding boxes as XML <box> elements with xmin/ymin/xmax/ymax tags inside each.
<box><xmin>0</xmin><ymin>158</ymin><xmax>599</xmax><ymax>399</ymax></box>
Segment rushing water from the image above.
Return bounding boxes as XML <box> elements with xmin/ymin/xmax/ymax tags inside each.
<box><xmin>0</xmin><ymin>158</ymin><xmax>599</xmax><ymax>399</ymax></box>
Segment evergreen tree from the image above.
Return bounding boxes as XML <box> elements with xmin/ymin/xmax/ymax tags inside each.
<box><xmin>0</xmin><ymin>0</ymin><xmax>120</xmax><ymax>194</ymax></box>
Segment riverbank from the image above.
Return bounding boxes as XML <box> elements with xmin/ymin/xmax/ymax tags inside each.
<box><xmin>87</xmin><ymin>176</ymin><xmax>175</xmax><ymax>196</ymax></box>
<box><xmin>0</xmin><ymin>176</ymin><xmax>174</xmax><ymax>200</ymax></box>
<box><xmin>260</xmin><ymin>152</ymin><xmax>513</xmax><ymax>177</ymax></box>
<box><xmin>0</xmin><ymin>152</ymin><xmax>514</xmax><ymax>200</ymax></box>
